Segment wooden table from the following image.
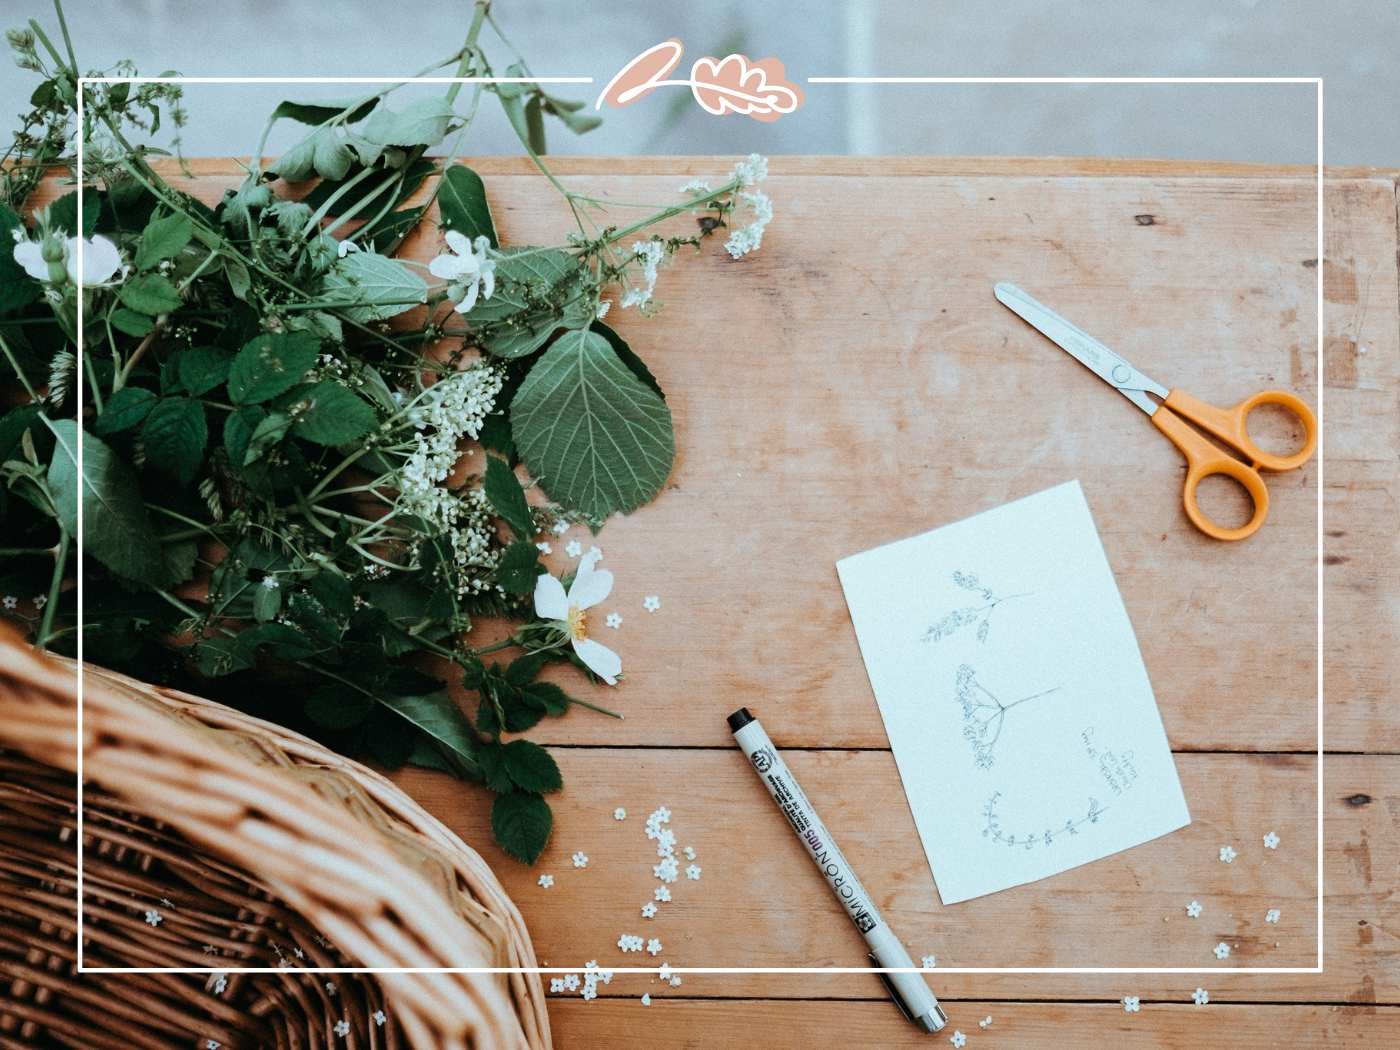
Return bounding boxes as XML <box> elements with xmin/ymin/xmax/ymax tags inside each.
<box><xmin>78</xmin><ymin>157</ymin><xmax>1400</xmax><ymax>1047</ymax></box>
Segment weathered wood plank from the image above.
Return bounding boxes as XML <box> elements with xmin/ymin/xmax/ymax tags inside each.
<box><xmin>393</xmin><ymin>752</ymin><xmax>1395</xmax><ymax>1004</ymax></box>
<box><xmin>548</xmin><ymin>1000</ymin><xmax>1400</xmax><ymax>1049</ymax></box>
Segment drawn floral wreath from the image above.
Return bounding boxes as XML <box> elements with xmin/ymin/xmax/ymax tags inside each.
<box><xmin>596</xmin><ymin>39</ymin><xmax>804</xmax><ymax>122</ymax></box>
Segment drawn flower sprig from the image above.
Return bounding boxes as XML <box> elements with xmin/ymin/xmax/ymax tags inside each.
<box><xmin>955</xmin><ymin>664</ymin><xmax>1061</xmax><ymax>770</ymax></box>
<box><xmin>922</xmin><ymin>571</ymin><xmax>1028</xmax><ymax>645</ymax></box>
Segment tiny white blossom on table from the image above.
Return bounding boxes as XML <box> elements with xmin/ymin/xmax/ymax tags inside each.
<box><xmin>552</xmin><ymin>520</ymin><xmax>570</xmax><ymax>535</ymax></box>
<box><xmin>565</xmin><ymin>540</ymin><xmax>582</xmax><ymax>558</ymax></box>
<box><xmin>921</xmin><ymin>954</ymin><xmax>936</xmax><ymax>969</ymax></box>
<box><xmin>536</xmin><ymin>541</ymin><xmax>552</xmax><ymax>555</ymax></box>
<box><xmin>1122</xmin><ymin>995</ymin><xmax>1141</xmax><ymax>1013</ymax></box>
<box><xmin>685</xmin><ymin>864</ymin><xmax>702</xmax><ymax>880</ymax></box>
<box><xmin>606</xmin><ymin>612</ymin><xmax>623</xmax><ymax>629</ymax></box>
<box><xmin>373</xmin><ymin>1010</ymin><xmax>386</xmax><ymax>1027</ymax></box>
<box><xmin>614</xmin><ymin>807</ymin><xmax>627</xmax><ymax>820</ymax></box>
<box><xmin>572</xmin><ymin>851</ymin><xmax>589</xmax><ymax>868</ymax></box>
<box><xmin>646</xmin><ymin>937</ymin><xmax>663</xmax><ymax>956</ymax></box>
<box><xmin>658</xmin><ymin>962</ymin><xmax>672</xmax><ymax>981</ymax></box>
<box><xmin>979</xmin><ymin>1015</ymin><xmax>993</xmax><ymax>1028</ymax></box>
<box><xmin>949</xmin><ymin>1031</ymin><xmax>966</xmax><ymax>1048</ymax></box>
<box><xmin>641</xmin><ymin>993</ymin><xmax>652</xmax><ymax>1006</ymax></box>
<box><xmin>144</xmin><ymin>909</ymin><xmax>162</xmax><ymax>927</ymax></box>
<box><xmin>642</xmin><ymin>902</ymin><xmax>657</xmax><ymax>918</ymax></box>
<box><xmin>1263</xmin><ymin>831</ymin><xmax>1280</xmax><ymax>849</ymax></box>
<box><xmin>1192</xmin><ymin>987</ymin><xmax>1210</xmax><ymax>1006</ymax></box>
<box><xmin>538</xmin><ymin>874</ymin><xmax>554</xmax><ymax>888</ymax></box>
<box><xmin>588</xmin><ymin>545</ymin><xmax>602</xmax><ymax>559</ymax></box>
<box><xmin>1186</xmin><ymin>900</ymin><xmax>1203</xmax><ymax>918</ymax></box>
<box><xmin>333</xmin><ymin>1019</ymin><xmax>350</xmax><ymax>1038</ymax></box>
<box><xmin>669</xmin><ymin>975</ymin><xmax>682</xmax><ymax>987</ymax></box>
<box><xmin>643</xmin><ymin>595</ymin><xmax>661</xmax><ymax>612</ymax></box>
<box><xmin>683</xmin><ymin>845</ymin><xmax>696</xmax><ymax>860</ymax></box>
<box><xmin>654</xmin><ymin>886</ymin><xmax>671</xmax><ymax>902</ymax></box>
<box><xmin>1219</xmin><ymin>845</ymin><xmax>1237</xmax><ymax>863</ymax></box>
<box><xmin>1214</xmin><ymin>942</ymin><xmax>1231</xmax><ymax>959</ymax></box>
<box><xmin>1265</xmin><ymin>908</ymin><xmax>1281</xmax><ymax>924</ymax></box>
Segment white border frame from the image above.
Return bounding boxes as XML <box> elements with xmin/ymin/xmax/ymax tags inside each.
<box><xmin>74</xmin><ymin>73</ymin><xmax>1324</xmax><ymax>977</ymax></box>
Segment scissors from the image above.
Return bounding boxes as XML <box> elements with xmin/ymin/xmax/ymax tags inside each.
<box><xmin>994</xmin><ymin>282</ymin><xmax>1317</xmax><ymax>541</ymax></box>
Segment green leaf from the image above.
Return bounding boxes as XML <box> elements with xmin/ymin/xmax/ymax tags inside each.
<box><xmin>134</xmin><ymin>210</ymin><xmax>192</xmax><ymax>271</ymax></box>
<box><xmin>224</xmin><ymin>257</ymin><xmax>251</xmax><ymax>300</ymax></box>
<box><xmin>252</xmin><ymin>580</ymin><xmax>283</xmax><ymax>622</ymax></box>
<box><xmin>511</xmin><ymin>328</ymin><xmax>675</xmax><ymax>519</ymax></box>
<box><xmin>309</xmin><ymin>570</ymin><xmax>354</xmax><ymax>617</ymax></box>
<box><xmin>501</xmin><ymin>739</ymin><xmax>562</xmax><ymax>793</ymax></box>
<box><xmin>505</xmin><ymin>651</ymin><xmax>547</xmax><ymax>687</ymax></box>
<box><xmin>484</xmin><ymin>454</ymin><xmax>533</xmax><ymax>539</ymax></box>
<box><xmin>438</xmin><ymin>164</ymin><xmax>497</xmax><ymax>246</ymax></box>
<box><xmin>140</xmin><ymin>397</ymin><xmax>208</xmax><ymax>485</ymax></box>
<box><xmin>491</xmin><ymin>791</ymin><xmax>553</xmax><ymax>863</ymax></box>
<box><xmin>592</xmin><ymin>321</ymin><xmax>665</xmax><ymax>401</ymax></box>
<box><xmin>118</xmin><ymin>273</ymin><xmax>183</xmax><ymax>316</ymax></box>
<box><xmin>272</xmin><ymin>95</ymin><xmax>377</xmax><ymax>125</ymax></box>
<box><xmin>47</xmin><ymin>188</ymin><xmax>99</xmax><ymax>236</ymax></box>
<box><xmin>109</xmin><ymin>307</ymin><xmax>154</xmax><ymax>337</ymax></box>
<box><xmin>462</xmin><ymin>247</ymin><xmax>592</xmax><ymax>360</ymax></box>
<box><xmin>227</xmin><ymin>331</ymin><xmax>321</xmax><ymax>404</ymax></box>
<box><xmin>495</xmin><ymin>539</ymin><xmax>543</xmax><ymax>596</ymax></box>
<box><xmin>93</xmin><ymin>387</ymin><xmax>157</xmax><ymax>436</ymax></box>
<box><xmin>377</xmin><ymin>692</ymin><xmax>480</xmax><ymax>776</ymax></box>
<box><xmin>46</xmin><ymin>420</ymin><xmax>171</xmax><ymax>584</ymax></box>
<box><xmin>242</xmin><ymin>411</ymin><xmax>293</xmax><ymax>465</ymax></box>
<box><xmin>320</xmin><ymin>251</ymin><xmax>427</xmax><ymax>322</ymax></box>
<box><xmin>361</xmin><ymin>97</ymin><xmax>456</xmax><ymax>147</ymax></box>
<box><xmin>364</xmin><ymin>206</ymin><xmax>424</xmax><ymax>253</ymax></box>
<box><xmin>302</xmin><ymin>158</ymin><xmax>435</xmax><ymax>217</ymax></box>
<box><xmin>305</xmin><ymin>684</ymin><xmax>373</xmax><ymax>729</ymax></box>
<box><xmin>222</xmin><ymin>405</ymin><xmax>264</xmax><ymax>465</ymax></box>
<box><xmin>192</xmin><ymin>636</ymin><xmax>255</xmax><ymax>677</ymax></box>
<box><xmin>521</xmin><ymin>681</ymin><xmax>570</xmax><ymax>716</ymax></box>
<box><xmin>524</xmin><ymin>95</ymin><xmax>547</xmax><ymax>155</ymax></box>
<box><xmin>547</xmin><ymin>99</ymin><xmax>602</xmax><ymax>136</ymax></box>
<box><xmin>477</xmin><ymin>742</ymin><xmax>516</xmax><ymax>793</ymax></box>
<box><xmin>0</xmin><ymin>404</ymin><xmax>41</xmax><ymax>461</ymax></box>
<box><xmin>0</xmin><ymin>203</ymin><xmax>40</xmax><ymax>315</ymax></box>
<box><xmin>291</xmin><ymin>380</ymin><xmax>377</xmax><ymax>445</ymax></box>
<box><xmin>271</xmin><ymin>134</ymin><xmax>318</xmax><ymax>182</ymax></box>
<box><xmin>312</xmin><ymin>130</ymin><xmax>355</xmax><ymax>180</ymax></box>
<box><xmin>175</xmin><ymin>346</ymin><xmax>232</xmax><ymax>397</ymax></box>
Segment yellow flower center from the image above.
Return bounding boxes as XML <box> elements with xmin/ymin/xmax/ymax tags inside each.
<box><xmin>566</xmin><ymin>604</ymin><xmax>588</xmax><ymax>641</ymax></box>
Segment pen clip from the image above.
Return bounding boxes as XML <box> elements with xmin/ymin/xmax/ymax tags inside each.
<box><xmin>868</xmin><ymin>951</ymin><xmax>915</xmax><ymax>1024</ymax></box>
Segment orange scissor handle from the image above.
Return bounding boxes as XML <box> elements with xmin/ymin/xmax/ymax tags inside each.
<box><xmin>1163</xmin><ymin>388</ymin><xmax>1317</xmax><ymax>473</ymax></box>
<box><xmin>1151</xmin><ymin>405</ymin><xmax>1272</xmax><ymax>541</ymax></box>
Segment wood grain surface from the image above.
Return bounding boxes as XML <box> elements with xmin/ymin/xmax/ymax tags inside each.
<box><xmin>39</xmin><ymin>158</ymin><xmax>1397</xmax><ymax>1046</ymax></box>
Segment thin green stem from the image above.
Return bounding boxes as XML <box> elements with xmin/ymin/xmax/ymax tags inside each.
<box><xmin>34</xmin><ymin>528</ymin><xmax>68</xmax><ymax>648</ymax></box>
<box><xmin>0</xmin><ymin>330</ymin><xmax>39</xmax><ymax>400</ymax></box>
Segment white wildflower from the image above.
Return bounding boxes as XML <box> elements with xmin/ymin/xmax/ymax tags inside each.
<box><xmin>620</xmin><ymin>239</ymin><xmax>665</xmax><ymax>309</ymax></box>
<box><xmin>595</xmin><ymin>299</ymin><xmax>611</xmax><ymax>319</ymax></box>
<box><xmin>144</xmin><ymin>909</ymin><xmax>162</xmax><ymax>927</ymax></box>
<box><xmin>646</xmin><ymin>937</ymin><xmax>662</xmax><ymax>956</ymax></box>
<box><xmin>654</xmin><ymin>886</ymin><xmax>671</xmax><ymax>902</ymax></box>
<box><xmin>1186</xmin><ymin>900</ymin><xmax>1203</xmax><ymax>918</ymax></box>
<box><xmin>429</xmin><ymin>230</ymin><xmax>496</xmax><ymax>314</ymax></box>
<box><xmin>614</xmin><ymin>807</ymin><xmax>626</xmax><ymax>820</ymax></box>
<box><xmin>643</xmin><ymin>595</ymin><xmax>661</xmax><ymax>612</ymax></box>
<box><xmin>949</xmin><ymin>1031</ymin><xmax>966</xmax><ymax>1048</ymax></box>
<box><xmin>1263</xmin><ymin>831</ymin><xmax>1280</xmax><ymax>849</ymax></box>
<box><xmin>1219</xmin><ymin>845</ymin><xmax>1237</xmax><ymax>863</ymax></box>
<box><xmin>729</xmin><ymin>153</ymin><xmax>768</xmax><ymax>187</ymax></box>
<box><xmin>724</xmin><ymin>189</ymin><xmax>773</xmax><ymax>259</ymax></box>
<box><xmin>685</xmin><ymin>864</ymin><xmax>701</xmax><ymax>880</ymax></box>
<box><xmin>1265</xmin><ymin>908</ymin><xmax>1281</xmax><ymax>924</ymax></box>
<box><xmin>565</xmin><ymin>539</ymin><xmax>582</xmax><ymax>558</ymax></box>
<box><xmin>333</xmin><ymin>1019</ymin><xmax>349</xmax><ymax>1038</ymax></box>
<box><xmin>373</xmin><ymin>1010</ymin><xmax>386</xmax><ymax>1026</ymax></box>
<box><xmin>260</xmin><ymin>576</ymin><xmax>279</xmax><ymax>590</ymax></box>
<box><xmin>572</xmin><ymin>851</ymin><xmax>589</xmax><ymax>868</ymax></box>
<box><xmin>538</xmin><ymin>874</ymin><xmax>554</xmax><ymax>888</ymax></box>
<box><xmin>641</xmin><ymin>993</ymin><xmax>651</xmax><ymax>1006</ymax></box>
<box><xmin>14</xmin><ymin>231</ymin><xmax>124</xmax><ymax>287</ymax></box>
<box><xmin>537</xmin><ymin>541</ymin><xmax>552</xmax><ymax>555</ymax></box>
<box><xmin>534</xmin><ymin>551</ymin><xmax>622</xmax><ymax>684</ymax></box>
<box><xmin>2</xmin><ymin>596</ymin><xmax>15</xmax><ymax>610</ymax></box>
<box><xmin>552</xmin><ymin>520</ymin><xmax>570</xmax><ymax>535</ymax></box>
<box><xmin>920</xmin><ymin>954</ymin><xmax>936</xmax><ymax>969</ymax></box>
<box><xmin>606</xmin><ymin>612</ymin><xmax>622</xmax><ymax>629</ymax></box>
<box><xmin>1192</xmin><ymin>987</ymin><xmax>1209</xmax><ymax>1006</ymax></box>
<box><xmin>1122</xmin><ymin>995</ymin><xmax>1140</xmax><ymax>1013</ymax></box>
<box><xmin>1213</xmin><ymin>942</ymin><xmax>1231</xmax><ymax>959</ymax></box>
<box><xmin>641</xmin><ymin>902</ymin><xmax>657</xmax><ymax>918</ymax></box>
<box><xmin>680</xmin><ymin>178</ymin><xmax>713</xmax><ymax>195</ymax></box>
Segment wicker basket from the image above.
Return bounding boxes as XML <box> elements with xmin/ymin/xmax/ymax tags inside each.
<box><xmin>0</xmin><ymin>629</ymin><xmax>551</xmax><ymax>1050</ymax></box>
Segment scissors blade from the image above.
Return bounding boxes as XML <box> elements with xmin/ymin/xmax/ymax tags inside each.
<box><xmin>994</xmin><ymin>282</ymin><xmax>1168</xmax><ymax>416</ymax></box>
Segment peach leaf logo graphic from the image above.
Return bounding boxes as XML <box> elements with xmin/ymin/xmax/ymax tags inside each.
<box><xmin>596</xmin><ymin>39</ymin><xmax>803</xmax><ymax>122</ymax></box>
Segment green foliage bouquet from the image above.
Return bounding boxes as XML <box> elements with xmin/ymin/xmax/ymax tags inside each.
<box><xmin>0</xmin><ymin>1</ymin><xmax>774</xmax><ymax>861</ymax></box>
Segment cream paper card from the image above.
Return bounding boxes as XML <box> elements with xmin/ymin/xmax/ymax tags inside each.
<box><xmin>836</xmin><ymin>479</ymin><xmax>1190</xmax><ymax>904</ymax></box>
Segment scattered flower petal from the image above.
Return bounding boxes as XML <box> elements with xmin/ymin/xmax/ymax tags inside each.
<box><xmin>641</xmin><ymin>993</ymin><xmax>651</xmax><ymax>1006</ymax></box>
<box><xmin>1265</xmin><ymin>908</ymin><xmax>1281</xmax><ymax>924</ymax></box>
<box><xmin>979</xmin><ymin>1015</ymin><xmax>993</xmax><ymax>1029</ymax></box>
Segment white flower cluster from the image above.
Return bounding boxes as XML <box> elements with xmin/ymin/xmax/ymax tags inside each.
<box><xmin>724</xmin><ymin>190</ymin><xmax>773</xmax><ymax>259</ymax></box>
<box><xmin>729</xmin><ymin>153</ymin><xmax>768</xmax><ymax>187</ymax></box>
<box><xmin>393</xmin><ymin>363</ymin><xmax>506</xmax><ymax>596</ymax></box>
<box><xmin>621</xmin><ymin>239</ymin><xmax>666</xmax><ymax>309</ymax></box>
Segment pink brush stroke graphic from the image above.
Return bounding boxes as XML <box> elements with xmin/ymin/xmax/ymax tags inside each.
<box><xmin>596</xmin><ymin>38</ymin><xmax>803</xmax><ymax>122</ymax></box>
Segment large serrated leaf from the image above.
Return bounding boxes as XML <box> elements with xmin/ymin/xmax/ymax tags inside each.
<box><xmin>291</xmin><ymin>381</ymin><xmax>377</xmax><ymax>445</ymax></box>
<box><xmin>320</xmin><ymin>251</ymin><xmax>427</xmax><ymax>322</ymax></box>
<box><xmin>377</xmin><ymin>692</ymin><xmax>480</xmax><ymax>776</ymax></box>
<box><xmin>140</xmin><ymin>396</ymin><xmax>208</xmax><ymax>485</ymax></box>
<box><xmin>510</xmin><ymin>328</ymin><xmax>675</xmax><ymax>519</ymax></box>
<box><xmin>227</xmin><ymin>331</ymin><xmax>321</xmax><ymax>405</ymax></box>
<box><xmin>361</xmin><ymin>97</ymin><xmax>456</xmax><ymax>147</ymax></box>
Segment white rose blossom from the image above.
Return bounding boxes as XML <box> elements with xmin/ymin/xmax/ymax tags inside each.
<box><xmin>533</xmin><ymin>549</ymin><xmax>622</xmax><ymax>684</ymax></box>
<box><xmin>13</xmin><ymin>230</ymin><xmax>124</xmax><ymax>287</ymax></box>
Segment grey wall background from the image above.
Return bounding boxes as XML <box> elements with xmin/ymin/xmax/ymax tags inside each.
<box><xmin>2</xmin><ymin>0</ymin><xmax>1394</xmax><ymax>165</ymax></box>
